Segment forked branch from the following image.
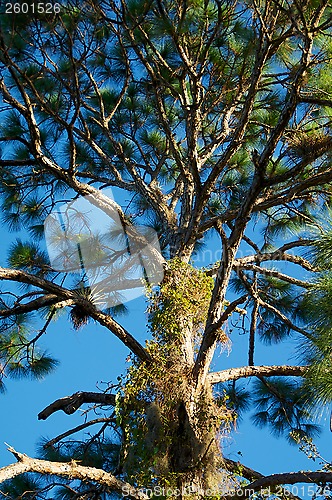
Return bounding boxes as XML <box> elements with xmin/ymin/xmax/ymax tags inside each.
<box><xmin>43</xmin><ymin>418</ymin><xmax>116</xmax><ymax>448</ymax></box>
<box><xmin>0</xmin><ymin>267</ymin><xmax>150</xmax><ymax>362</ymax></box>
<box><xmin>0</xmin><ymin>446</ymin><xmax>148</xmax><ymax>500</ymax></box>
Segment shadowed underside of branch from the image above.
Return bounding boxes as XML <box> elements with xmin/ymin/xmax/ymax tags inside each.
<box><xmin>242</xmin><ymin>471</ymin><xmax>332</xmax><ymax>496</ymax></box>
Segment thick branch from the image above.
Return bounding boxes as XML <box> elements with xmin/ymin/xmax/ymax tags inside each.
<box><xmin>299</xmin><ymin>95</ymin><xmax>332</xmax><ymax>107</ymax></box>
<box><xmin>208</xmin><ymin>365</ymin><xmax>308</xmax><ymax>385</ymax></box>
<box><xmin>205</xmin><ymin>240</ymin><xmax>316</xmax><ymax>277</ymax></box>
<box><xmin>83</xmin><ymin>305</ymin><xmax>151</xmax><ymax>362</ymax></box>
<box><xmin>234</xmin><ymin>251</ymin><xmax>316</xmax><ymax>273</ymax></box>
<box><xmin>0</xmin><ymin>267</ymin><xmax>150</xmax><ymax>362</ymax></box>
<box><xmin>0</xmin><ymin>446</ymin><xmax>147</xmax><ymax>500</ymax></box>
<box><xmin>193</xmin><ymin>166</ymin><xmax>266</xmax><ymax>387</ymax></box>
<box><xmin>0</xmin><ymin>267</ymin><xmax>76</xmax><ymax>299</ymax></box>
<box><xmin>224</xmin><ymin>457</ymin><xmax>263</xmax><ymax>481</ymax></box>
<box><xmin>223</xmin><ymin>459</ymin><xmax>302</xmax><ymax>500</ymax></box>
<box><xmin>255</xmin><ymin>168</ymin><xmax>332</xmax><ymax>213</ymax></box>
<box><xmin>243</xmin><ymin>470</ymin><xmax>332</xmax><ymax>494</ymax></box>
<box><xmin>199</xmin><ymin>295</ymin><xmax>248</xmax><ymax>338</ymax></box>
<box><xmin>38</xmin><ymin>391</ymin><xmax>116</xmax><ymax>420</ymax></box>
<box><xmin>0</xmin><ymin>75</ymin><xmax>166</xmax><ymax>268</ymax></box>
<box><xmin>0</xmin><ymin>295</ymin><xmax>71</xmax><ymax>318</ymax></box>
<box><xmin>196</xmin><ymin>27</ymin><xmax>315</xmax><ymax>373</ymax></box>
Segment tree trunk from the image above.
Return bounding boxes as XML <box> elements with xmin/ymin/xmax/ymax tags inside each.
<box><xmin>168</xmin><ymin>380</ymin><xmax>228</xmax><ymax>499</ymax></box>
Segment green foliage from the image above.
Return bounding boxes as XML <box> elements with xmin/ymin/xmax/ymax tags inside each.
<box><xmin>8</xmin><ymin>240</ymin><xmax>51</xmax><ymax>276</ymax></box>
<box><xmin>0</xmin><ymin>474</ymin><xmax>45</xmax><ymax>500</ymax></box>
<box><xmin>0</xmin><ymin>316</ymin><xmax>59</xmax><ymax>388</ymax></box>
<box><xmin>251</xmin><ymin>378</ymin><xmax>320</xmax><ymax>444</ymax></box>
<box><xmin>215</xmin><ymin>382</ymin><xmax>251</xmax><ymax>423</ymax></box>
<box><xmin>258</xmin><ymin>292</ymin><xmax>299</xmax><ymax>343</ymax></box>
<box><xmin>38</xmin><ymin>437</ymin><xmax>120</xmax><ymax>472</ymax></box>
<box><xmin>148</xmin><ymin>258</ymin><xmax>215</xmax><ymax>344</ymax></box>
<box><xmin>311</xmin><ymin>227</ymin><xmax>332</xmax><ymax>270</ymax></box>
<box><xmin>7</xmin><ymin>351</ymin><xmax>58</xmax><ymax>380</ymax></box>
<box><xmin>298</xmin><ymin>273</ymin><xmax>332</xmax><ymax>406</ymax></box>
<box><xmin>115</xmin><ymin>260</ymin><xmax>229</xmax><ymax>488</ymax></box>
<box><xmin>1</xmin><ymin>110</ymin><xmax>27</xmax><ymax>138</ymax></box>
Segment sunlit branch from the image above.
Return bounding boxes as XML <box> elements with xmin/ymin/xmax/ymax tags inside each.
<box><xmin>208</xmin><ymin>365</ymin><xmax>308</xmax><ymax>385</ymax></box>
<box><xmin>0</xmin><ymin>446</ymin><xmax>148</xmax><ymax>500</ymax></box>
<box><xmin>238</xmin><ymin>264</ymin><xmax>313</xmax><ymax>288</ymax></box>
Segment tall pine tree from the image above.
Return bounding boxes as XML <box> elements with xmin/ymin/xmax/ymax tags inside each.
<box><xmin>0</xmin><ymin>0</ymin><xmax>332</xmax><ymax>498</ymax></box>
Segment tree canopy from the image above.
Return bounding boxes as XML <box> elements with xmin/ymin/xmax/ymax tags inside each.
<box><xmin>0</xmin><ymin>0</ymin><xmax>332</xmax><ymax>498</ymax></box>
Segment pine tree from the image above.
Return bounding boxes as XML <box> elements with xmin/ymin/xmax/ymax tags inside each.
<box><xmin>0</xmin><ymin>0</ymin><xmax>332</xmax><ymax>498</ymax></box>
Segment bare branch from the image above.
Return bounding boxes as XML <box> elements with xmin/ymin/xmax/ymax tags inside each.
<box><xmin>195</xmin><ymin>23</ymin><xmax>315</xmax><ymax>375</ymax></box>
<box><xmin>223</xmin><ymin>458</ymin><xmax>302</xmax><ymax>500</ymax></box>
<box><xmin>211</xmin><ymin>295</ymin><xmax>248</xmax><ymax>332</ymax></box>
<box><xmin>234</xmin><ymin>249</ymin><xmax>317</xmax><ymax>273</ymax></box>
<box><xmin>208</xmin><ymin>365</ymin><xmax>308</xmax><ymax>385</ymax></box>
<box><xmin>0</xmin><ymin>295</ymin><xmax>72</xmax><ymax>318</ymax></box>
<box><xmin>38</xmin><ymin>391</ymin><xmax>116</xmax><ymax>420</ymax></box>
<box><xmin>238</xmin><ymin>264</ymin><xmax>313</xmax><ymax>288</ymax></box>
<box><xmin>0</xmin><ymin>446</ymin><xmax>147</xmax><ymax>500</ymax></box>
<box><xmin>193</xmin><ymin>165</ymin><xmax>267</xmax><ymax>387</ymax></box>
<box><xmin>43</xmin><ymin>418</ymin><xmax>116</xmax><ymax>448</ymax></box>
<box><xmin>258</xmin><ymin>298</ymin><xmax>309</xmax><ymax>336</ymax></box>
<box><xmin>242</xmin><ymin>470</ymin><xmax>332</xmax><ymax>495</ymax></box>
<box><xmin>0</xmin><ymin>267</ymin><xmax>150</xmax><ymax>362</ymax></box>
<box><xmin>248</xmin><ymin>297</ymin><xmax>259</xmax><ymax>366</ymax></box>
<box><xmin>205</xmin><ymin>240</ymin><xmax>316</xmax><ymax>277</ymax></box>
